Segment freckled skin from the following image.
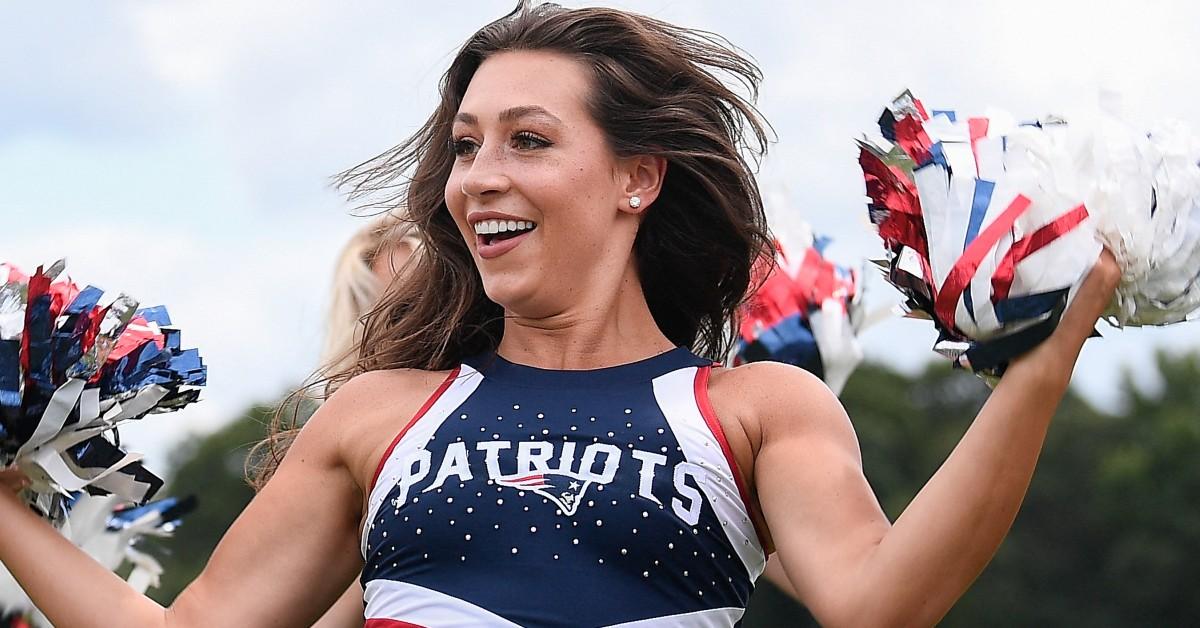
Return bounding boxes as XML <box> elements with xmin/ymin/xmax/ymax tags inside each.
<box><xmin>445</xmin><ymin>50</ymin><xmax>649</xmax><ymax>327</ymax></box>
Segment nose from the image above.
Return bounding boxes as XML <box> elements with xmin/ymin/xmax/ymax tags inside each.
<box><xmin>459</xmin><ymin>142</ymin><xmax>511</xmax><ymax>200</ymax></box>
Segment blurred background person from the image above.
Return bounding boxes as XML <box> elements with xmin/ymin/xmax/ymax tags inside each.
<box><xmin>319</xmin><ymin>212</ymin><xmax>421</xmax><ymax>387</ymax></box>
<box><xmin>309</xmin><ymin>212</ymin><xmax>418</xmax><ymax>627</ymax></box>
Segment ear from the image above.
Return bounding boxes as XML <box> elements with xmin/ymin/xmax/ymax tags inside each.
<box><xmin>617</xmin><ymin>154</ymin><xmax>667</xmax><ymax>216</ymax></box>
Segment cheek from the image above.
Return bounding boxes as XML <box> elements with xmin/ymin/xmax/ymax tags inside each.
<box><xmin>553</xmin><ymin>167</ymin><xmax>616</xmax><ymax>231</ymax></box>
<box><xmin>443</xmin><ymin>173</ymin><xmax>463</xmax><ymax>215</ymax></box>
<box><xmin>443</xmin><ymin>175</ymin><xmax>472</xmax><ymax>236</ymax></box>
<box><xmin>537</xmin><ymin>157</ymin><xmax>607</xmax><ymax>206</ymax></box>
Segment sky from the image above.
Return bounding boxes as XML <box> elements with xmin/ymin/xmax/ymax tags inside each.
<box><xmin>3</xmin><ymin>0</ymin><xmax>1200</xmax><ymax>472</ymax></box>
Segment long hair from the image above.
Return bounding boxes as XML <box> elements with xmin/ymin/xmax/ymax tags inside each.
<box><xmin>250</xmin><ymin>1</ymin><xmax>773</xmax><ymax>489</ymax></box>
<box><xmin>320</xmin><ymin>213</ymin><xmax>419</xmax><ymax>382</ymax></box>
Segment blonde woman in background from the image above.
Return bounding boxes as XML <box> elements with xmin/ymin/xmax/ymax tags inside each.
<box><xmin>312</xmin><ymin>213</ymin><xmax>418</xmax><ymax>628</ymax></box>
<box><xmin>318</xmin><ymin>213</ymin><xmax>421</xmax><ymax>387</ymax></box>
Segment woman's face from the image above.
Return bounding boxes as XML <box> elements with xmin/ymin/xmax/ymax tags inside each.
<box><xmin>445</xmin><ymin>50</ymin><xmax>643</xmax><ymax>318</ymax></box>
<box><xmin>370</xmin><ymin>240</ymin><xmax>414</xmax><ymax>286</ymax></box>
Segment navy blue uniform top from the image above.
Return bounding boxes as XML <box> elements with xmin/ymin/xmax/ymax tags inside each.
<box><xmin>361</xmin><ymin>348</ymin><xmax>766</xmax><ymax>627</ymax></box>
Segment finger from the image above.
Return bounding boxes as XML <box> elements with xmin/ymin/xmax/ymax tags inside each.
<box><xmin>0</xmin><ymin>466</ymin><xmax>31</xmax><ymax>486</ymax></box>
<box><xmin>1059</xmin><ymin>259</ymin><xmax>1120</xmax><ymax>337</ymax></box>
<box><xmin>0</xmin><ymin>472</ymin><xmax>21</xmax><ymax>486</ymax></box>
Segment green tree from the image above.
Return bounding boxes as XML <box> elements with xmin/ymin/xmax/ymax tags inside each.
<box><xmin>745</xmin><ymin>352</ymin><xmax>1200</xmax><ymax>626</ymax></box>
<box><xmin>142</xmin><ymin>405</ymin><xmax>270</xmax><ymax>604</ymax></box>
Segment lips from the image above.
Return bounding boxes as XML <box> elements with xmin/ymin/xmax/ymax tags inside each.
<box><xmin>476</xmin><ymin>229</ymin><xmax>533</xmax><ymax>259</ymax></box>
<box><xmin>469</xmin><ymin>214</ymin><xmax>538</xmax><ymax>259</ymax></box>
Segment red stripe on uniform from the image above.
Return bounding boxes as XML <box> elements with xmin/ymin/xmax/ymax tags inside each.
<box><xmin>365</xmin><ymin>619</ymin><xmax>426</xmax><ymax>628</ymax></box>
<box><xmin>693</xmin><ymin>365</ymin><xmax>768</xmax><ymax>548</ymax></box>
<box><xmin>369</xmin><ymin>367</ymin><xmax>461</xmax><ymax>493</ymax></box>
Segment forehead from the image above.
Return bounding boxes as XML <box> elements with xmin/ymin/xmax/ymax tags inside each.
<box><xmin>458</xmin><ymin>50</ymin><xmax>593</xmax><ymax>121</ymax></box>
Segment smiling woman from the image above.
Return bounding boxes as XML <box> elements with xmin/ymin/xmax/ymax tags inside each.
<box><xmin>0</xmin><ymin>2</ymin><xmax>1120</xmax><ymax>627</ymax></box>
<box><xmin>318</xmin><ymin>9</ymin><xmax>773</xmax><ymax>386</ymax></box>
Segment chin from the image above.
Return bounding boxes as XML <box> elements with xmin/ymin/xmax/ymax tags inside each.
<box><xmin>479</xmin><ymin>272</ymin><xmax>539</xmax><ymax>313</ymax></box>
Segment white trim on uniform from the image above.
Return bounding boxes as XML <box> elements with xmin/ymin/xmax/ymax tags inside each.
<box><xmin>361</xmin><ymin>365</ymin><xmax>484</xmax><ymax>558</ymax></box>
<box><xmin>603</xmin><ymin>606</ymin><xmax>746</xmax><ymax>627</ymax></box>
<box><xmin>363</xmin><ymin>579</ymin><xmax>523</xmax><ymax>628</ymax></box>
<box><xmin>652</xmin><ymin>367</ymin><xmax>766</xmax><ymax>581</ymax></box>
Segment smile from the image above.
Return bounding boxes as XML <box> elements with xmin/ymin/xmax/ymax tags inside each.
<box><xmin>472</xmin><ymin>219</ymin><xmax>537</xmax><ymax>242</ymax></box>
<box><xmin>471</xmin><ymin>219</ymin><xmax>538</xmax><ymax>259</ymax></box>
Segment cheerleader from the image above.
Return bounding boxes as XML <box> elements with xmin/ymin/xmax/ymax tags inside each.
<box><xmin>1</xmin><ymin>3</ymin><xmax>1119</xmax><ymax>626</ymax></box>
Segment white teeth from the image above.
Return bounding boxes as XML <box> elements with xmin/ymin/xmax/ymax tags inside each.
<box><xmin>473</xmin><ymin>219</ymin><xmax>537</xmax><ymax>236</ymax></box>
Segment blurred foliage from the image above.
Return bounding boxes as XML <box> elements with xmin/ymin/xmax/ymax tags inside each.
<box><xmin>745</xmin><ymin>352</ymin><xmax>1200</xmax><ymax>626</ymax></box>
<box><xmin>141</xmin><ymin>404</ymin><xmax>268</xmax><ymax>605</ymax></box>
<box><xmin>145</xmin><ymin>394</ymin><xmax>316</xmax><ymax>605</ymax></box>
<box><xmin>145</xmin><ymin>353</ymin><xmax>1199</xmax><ymax>626</ymax></box>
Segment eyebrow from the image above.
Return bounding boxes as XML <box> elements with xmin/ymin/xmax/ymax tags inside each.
<box><xmin>453</xmin><ymin>105</ymin><xmax>563</xmax><ymax>126</ymax></box>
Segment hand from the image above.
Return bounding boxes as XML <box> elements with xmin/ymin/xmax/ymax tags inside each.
<box><xmin>1</xmin><ymin>464</ymin><xmax>31</xmax><ymax>496</ymax></box>
<box><xmin>1056</xmin><ymin>247</ymin><xmax>1121</xmax><ymax>343</ymax></box>
<box><xmin>1014</xmin><ymin>247</ymin><xmax>1120</xmax><ymax>378</ymax></box>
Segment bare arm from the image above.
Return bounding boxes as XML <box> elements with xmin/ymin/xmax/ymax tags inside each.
<box><xmin>756</xmin><ymin>252</ymin><xmax>1120</xmax><ymax>627</ymax></box>
<box><xmin>760</xmin><ymin>555</ymin><xmax>801</xmax><ymax>600</ymax></box>
<box><xmin>309</xmin><ymin>582</ymin><xmax>365</xmax><ymax>628</ymax></box>
<box><xmin>0</xmin><ymin>474</ymin><xmax>169</xmax><ymax>625</ymax></box>
<box><xmin>0</xmin><ymin>371</ymin><xmax>413</xmax><ymax>628</ymax></box>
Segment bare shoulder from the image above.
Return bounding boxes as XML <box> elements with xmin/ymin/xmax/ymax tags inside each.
<box><xmin>323</xmin><ymin>368</ymin><xmax>453</xmax><ymax>417</ymax></box>
<box><xmin>312</xmin><ymin>368</ymin><xmax>457</xmax><ymax>493</ymax></box>
<box><xmin>708</xmin><ymin>361</ymin><xmax>856</xmax><ymax>451</ymax></box>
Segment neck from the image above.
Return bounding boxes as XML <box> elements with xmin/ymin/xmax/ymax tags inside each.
<box><xmin>495</xmin><ymin>262</ymin><xmax>675</xmax><ymax>370</ymax></box>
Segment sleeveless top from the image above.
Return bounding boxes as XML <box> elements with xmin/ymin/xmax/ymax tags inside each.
<box><xmin>360</xmin><ymin>347</ymin><xmax>767</xmax><ymax>627</ymax></box>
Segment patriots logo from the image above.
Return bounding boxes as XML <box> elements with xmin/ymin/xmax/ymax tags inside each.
<box><xmin>496</xmin><ymin>471</ymin><xmax>595</xmax><ymax>517</ymax></box>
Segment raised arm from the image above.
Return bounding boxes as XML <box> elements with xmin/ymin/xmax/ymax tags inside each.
<box><xmin>754</xmin><ymin>251</ymin><xmax>1120</xmax><ymax>627</ymax></box>
<box><xmin>0</xmin><ymin>372</ymin><xmax>405</xmax><ymax>628</ymax></box>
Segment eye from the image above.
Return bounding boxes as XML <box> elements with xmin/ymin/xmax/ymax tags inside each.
<box><xmin>513</xmin><ymin>131</ymin><xmax>552</xmax><ymax>150</ymax></box>
<box><xmin>450</xmin><ymin>137</ymin><xmax>480</xmax><ymax>158</ymax></box>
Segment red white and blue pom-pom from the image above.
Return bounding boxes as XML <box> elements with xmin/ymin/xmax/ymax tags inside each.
<box><xmin>859</xmin><ymin>90</ymin><xmax>1200</xmax><ymax>376</ymax></box>
<box><xmin>103</xmin><ymin>494</ymin><xmax>197</xmax><ymax>593</ymax></box>
<box><xmin>734</xmin><ymin>227</ymin><xmax>865</xmax><ymax>394</ymax></box>
<box><xmin>0</xmin><ymin>493</ymin><xmax>196</xmax><ymax>623</ymax></box>
<box><xmin>0</xmin><ymin>260</ymin><xmax>205</xmax><ymax>521</ymax></box>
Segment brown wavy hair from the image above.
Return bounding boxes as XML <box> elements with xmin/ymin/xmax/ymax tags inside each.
<box><xmin>249</xmin><ymin>1</ymin><xmax>774</xmax><ymax>489</ymax></box>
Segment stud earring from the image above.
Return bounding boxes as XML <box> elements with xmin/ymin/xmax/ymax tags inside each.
<box><xmin>629</xmin><ymin>196</ymin><xmax>642</xmax><ymax>209</ymax></box>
